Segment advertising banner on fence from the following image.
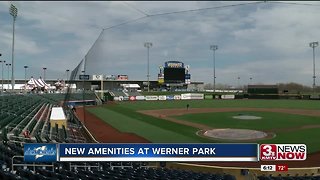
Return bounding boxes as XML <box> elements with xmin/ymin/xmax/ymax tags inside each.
<box><xmin>136</xmin><ymin>96</ymin><xmax>145</xmax><ymax>101</ymax></box>
<box><xmin>166</xmin><ymin>95</ymin><xmax>174</xmax><ymax>100</ymax></box>
<box><xmin>145</xmin><ymin>96</ymin><xmax>159</xmax><ymax>101</ymax></box>
<box><xmin>158</xmin><ymin>95</ymin><xmax>167</xmax><ymax>101</ymax></box>
<box><xmin>221</xmin><ymin>95</ymin><xmax>235</xmax><ymax>99</ymax></box>
<box><xmin>181</xmin><ymin>93</ymin><xmax>204</xmax><ymax>100</ymax></box>
<box><xmin>174</xmin><ymin>95</ymin><xmax>181</xmax><ymax>100</ymax></box>
<box><xmin>204</xmin><ymin>94</ymin><xmax>213</xmax><ymax>99</ymax></box>
<box><xmin>129</xmin><ymin>96</ymin><xmax>136</xmax><ymax>101</ymax></box>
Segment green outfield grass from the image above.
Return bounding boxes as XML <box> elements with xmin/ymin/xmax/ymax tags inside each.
<box><xmin>117</xmin><ymin>99</ymin><xmax>320</xmax><ymax>110</ymax></box>
<box><xmin>88</xmin><ymin>99</ymin><xmax>320</xmax><ymax>153</ymax></box>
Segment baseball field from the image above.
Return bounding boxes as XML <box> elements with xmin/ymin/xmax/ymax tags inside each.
<box><xmin>77</xmin><ymin>99</ymin><xmax>320</xmax><ymax>167</ymax></box>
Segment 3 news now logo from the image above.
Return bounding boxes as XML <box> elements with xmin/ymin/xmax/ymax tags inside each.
<box><xmin>260</xmin><ymin>144</ymin><xmax>307</xmax><ymax>161</ymax></box>
<box><xmin>24</xmin><ymin>144</ymin><xmax>57</xmax><ymax>162</ymax></box>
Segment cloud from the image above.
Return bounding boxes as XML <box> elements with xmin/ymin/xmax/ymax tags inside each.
<box><xmin>0</xmin><ymin>1</ymin><xmax>319</xmax><ymax>86</ymax></box>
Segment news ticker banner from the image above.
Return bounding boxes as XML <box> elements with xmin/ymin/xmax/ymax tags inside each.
<box><xmin>23</xmin><ymin>143</ymin><xmax>307</xmax><ymax>162</ymax></box>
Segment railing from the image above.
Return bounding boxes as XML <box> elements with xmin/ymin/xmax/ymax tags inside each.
<box><xmin>11</xmin><ymin>156</ymin><xmax>54</xmax><ymax>172</ymax></box>
<box><xmin>69</xmin><ymin>162</ymin><xmax>100</xmax><ymax>171</ymax></box>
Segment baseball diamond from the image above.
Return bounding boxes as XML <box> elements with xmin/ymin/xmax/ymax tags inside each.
<box><xmin>75</xmin><ymin>99</ymin><xmax>320</xmax><ymax>168</ymax></box>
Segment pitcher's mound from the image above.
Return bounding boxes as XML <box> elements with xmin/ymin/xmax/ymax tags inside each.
<box><xmin>233</xmin><ymin>114</ymin><xmax>262</xmax><ymax>120</ymax></box>
<box><xmin>202</xmin><ymin>128</ymin><xmax>269</xmax><ymax>140</ymax></box>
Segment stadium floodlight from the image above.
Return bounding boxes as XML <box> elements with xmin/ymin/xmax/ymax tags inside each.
<box><xmin>144</xmin><ymin>42</ymin><xmax>152</xmax><ymax>92</ymax></box>
<box><xmin>309</xmin><ymin>42</ymin><xmax>319</xmax><ymax>92</ymax></box>
<box><xmin>249</xmin><ymin>77</ymin><xmax>253</xmax><ymax>85</ymax></box>
<box><xmin>6</xmin><ymin>63</ymin><xmax>11</xmax><ymax>90</ymax></box>
<box><xmin>210</xmin><ymin>45</ymin><xmax>218</xmax><ymax>93</ymax></box>
<box><xmin>81</xmin><ymin>70</ymin><xmax>86</xmax><ymax>125</ymax></box>
<box><xmin>66</xmin><ymin>69</ymin><xmax>70</xmax><ymax>82</ymax></box>
<box><xmin>24</xmin><ymin>66</ymin><xmax>28</xmax><ymax>90</ymax></box>
<box><xmin>1</xmin><ymin>60</ymin><xmax>6</xmax><ymax>92</ymax></box>
<box><xmin>9</xmin><ymin>3</ymin><xmax>18</xmax><ymax>90</ymax></box>
<box><xmin>0</xmin><ymin>54</ymin><xmax>4</xmax><ymax>92</ymax></box>
<box><xmin>43</xmin><ymin>67</ymin><xmax>47</xmax><ymax>81</ymax></box>
<box><xmin>237</xmin><ymin>76</ymin><xmax>240</xmax><ymax>88</ymax></box>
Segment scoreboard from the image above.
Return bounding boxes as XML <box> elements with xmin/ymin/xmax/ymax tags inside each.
<box><xmin>164</xmin><ymin>68</ymin><xmax>185</xmax><ymax>83</ymax></box>
<box><xmin>163</xmin><ymin>61</ymin><xmax>185</xmax><ymax>83</ymax></box>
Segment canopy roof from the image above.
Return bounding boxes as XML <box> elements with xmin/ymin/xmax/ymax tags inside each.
<box><xmin>27</xmin><ymin>77</ymin><xmax>50</xmax><ymax>88</ymax></box>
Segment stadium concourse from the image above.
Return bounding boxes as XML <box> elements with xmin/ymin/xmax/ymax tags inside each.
<box><xmin>0</xmin><ymin>92</ymin><xmax>241</xmax><ymax>180</ymax></box>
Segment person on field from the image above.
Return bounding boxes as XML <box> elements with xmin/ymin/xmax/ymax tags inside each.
<box><xmin>186</xmin><ymin>104</ymin><xmax>190</xmax><ymax>110</ymax></box>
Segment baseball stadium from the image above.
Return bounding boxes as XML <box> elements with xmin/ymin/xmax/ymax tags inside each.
<box><xmin>1</xmin><ymin>1</ymin><xmax>320</xmax><ymax>180</ymax></box>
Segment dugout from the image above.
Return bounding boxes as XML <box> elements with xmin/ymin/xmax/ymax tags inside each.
<box><xmin>50</xmin><ymin>107</ymin><xmax>67</xmax><ymax>129</ymax></box>
<box><xmin>247</xmin><ymin>85</ymin><xmax>278</xmax><ymax>94</ymax></box>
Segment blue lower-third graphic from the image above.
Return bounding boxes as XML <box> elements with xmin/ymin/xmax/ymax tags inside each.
<box><xmin>24</xmin><ymin>143</ymin><xmax>57</xmax><ymax>162</ymax></box>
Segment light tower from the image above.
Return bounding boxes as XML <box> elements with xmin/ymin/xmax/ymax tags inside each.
<box><xmin>9</xmin><ymin>3</ymin><xmax>18</xmax><ymax>90</ymax></box>
<box><xmin>24</xmin><ymin>65</ymin><xmax>28</xmax><ymax>88</ymax></box>
<box><xmin>309</xmin><ymin>42</ymin><xmax>319</xmax><ymax>92</ymax></box>
<box><xmin>66</xmin><ymin>69</ymin><xmax>70</xmax><ymax>82</ymax></box>
<box><xmin>210</xmin><ymin>45</ymin><xmax>218</xmax><ymax>93</ymax></box>
<box><xmin>6</xmin><ymin>63</ymin><xmax>11</xmax><ymax>90</ymax></box>
<box><xmin>43</xmin><ymin>67</ymin><xmax>47</xmax><ymax>81</ymax></box>
<box><xmin>144</xmin><ymin>42</ymin><xmax>152</xmax><ymax>92</ymax></box>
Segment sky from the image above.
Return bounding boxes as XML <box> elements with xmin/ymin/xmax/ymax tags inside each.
<box><xmin>0</xmin><ymin>1</ymin><xmax>320</xmax><ymax>87</ymax></box>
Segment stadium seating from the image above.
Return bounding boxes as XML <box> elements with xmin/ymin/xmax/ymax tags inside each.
<box><xmin>109</xmin><ymin>90</ymin><xmax>128</xmax><ymax>97</ymax></box>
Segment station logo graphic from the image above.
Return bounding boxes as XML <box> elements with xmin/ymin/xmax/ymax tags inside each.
<box><xmin>260</xmin><ymin>144</ymin><xmax>306</xmax><ymax>161</ymax></box>
<box><xmin>24</xmin><ymin>144</ymin><xmax>57</xmax><ymax>162</ymax></box>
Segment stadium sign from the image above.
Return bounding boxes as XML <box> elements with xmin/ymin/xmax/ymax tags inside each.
<box><xmin>79</xmin><ymin>75</ymin><xmax>90</xmax><ymax>80</ymax></box>
<box><xmin>106</xmin><ymin>75</ymin><xmax>116</xmax><ymax>81</ymax></box>
<box><xmin>165</xmin><ymin>61</ymin><xmax>184</xmax><ymax>68</ymax></box>
<box><xmin>117</xmin><ymin>75</ymin><xmax>128</xmax><ymax>80</ymax></box>
<box><xmin>92</xmin><ymin>74</ymin><xmax>103</xmax><ymax>80</ymax></box>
